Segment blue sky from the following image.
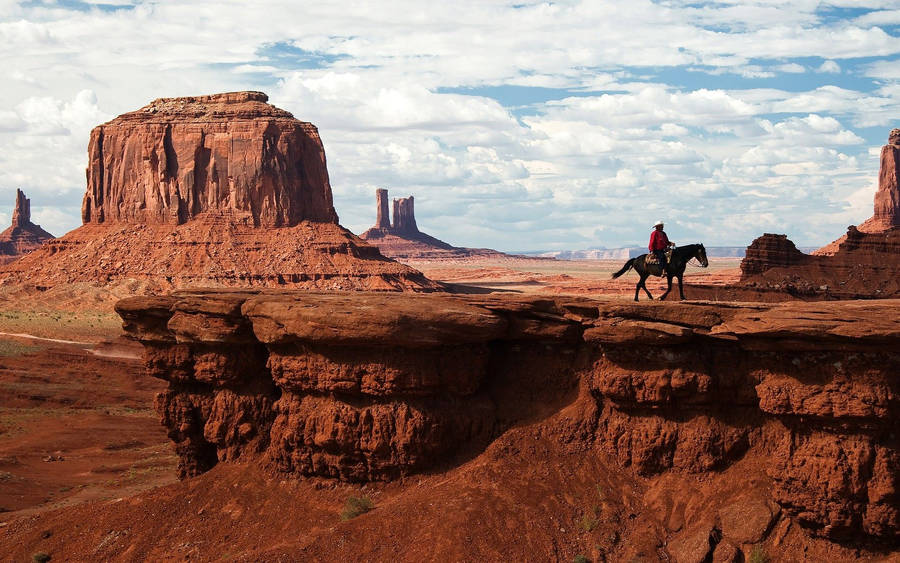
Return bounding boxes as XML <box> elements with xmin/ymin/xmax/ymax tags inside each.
<box><xmin>1</xmin><ymin>0</ymin><xmax>899</xmax><ymax>251</ymax></box>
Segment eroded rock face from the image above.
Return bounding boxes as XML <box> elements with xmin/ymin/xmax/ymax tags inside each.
<box><xmin>0</xmin><ymin>189</ymin><xmax>54</xmax><ymax>264</ymax></box>
<box><xmin>119</xmin><ymin>291</ymin><xmax>900</xmax><ymax>543</ymax></box>
<box><xmin>118</xmin><ymin>290</ymin><xmax>585</xmax><ymax>480</ymax></box>
<box><xmin>82</xmin><ymin>91</ymin><xmax>338</xmax><ymax>227</ymax></box>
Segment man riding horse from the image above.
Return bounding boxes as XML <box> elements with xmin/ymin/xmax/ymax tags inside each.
<box><xmin>611</xmin><ymin>221</ymin><xmax>708</xmax><ymax>301</ymax></box>
<box><xmin>649</xmin><ymin>220</ymin><xmax>675</xmax><ymax>275</ymax></box>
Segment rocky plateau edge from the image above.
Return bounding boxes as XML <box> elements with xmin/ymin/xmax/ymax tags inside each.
<box><xmin>117</xmin><ymin>290</ymin><xmax>900</xmax><ymax>545</ymax></box>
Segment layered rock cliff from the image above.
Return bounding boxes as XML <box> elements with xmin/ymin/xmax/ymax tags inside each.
<box><xmin>118</xmin><ymin>290</ymin><xmax>900</xmax><ymax>546</ymax></box>
<box><xmin>0</xmin><ymin>93</ymin><xmax>437</xmax><ymax>295</ymax></box>
<box><xmin>0</xmin><ymin>189</ymin><xmax>54</xmax><ymax>264</ymax></box>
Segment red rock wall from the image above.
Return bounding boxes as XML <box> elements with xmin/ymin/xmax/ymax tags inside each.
<box><xmin>117</xmin><ymin>291</ymin><xmax>900</xmax><ymax>543</ymax></box>
<box><xmin>81</xmin><ymin>91</ymin><xmax>338</xmax><ymax>227</ymax></box>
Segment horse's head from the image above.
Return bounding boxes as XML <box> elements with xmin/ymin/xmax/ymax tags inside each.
<box><xmin>696</xmin><ymin>243</ymin><xmax>709</xmax><ymax>267</ymax></box>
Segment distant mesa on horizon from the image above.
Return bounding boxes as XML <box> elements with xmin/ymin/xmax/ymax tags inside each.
<box><xmin>0</xmin><ymin>188</ymin><xmax>55</xmax><ymax>265</ymax></box>
<box><xmin>0</xmin><ymin>91</ymin><xmax>438</xmax><ymax>297</ymax></box>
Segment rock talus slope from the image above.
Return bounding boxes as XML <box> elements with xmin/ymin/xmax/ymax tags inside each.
<box><xmin>117</xmin><ymin>290</ymin><xmax>900</xmax><ymax>547</ymax></box>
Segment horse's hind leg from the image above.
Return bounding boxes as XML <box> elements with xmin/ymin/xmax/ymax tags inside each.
<box><xmin>634</xmin><ymin>280</ymin><xmax>641</xmax><ymax>301</ymax></box>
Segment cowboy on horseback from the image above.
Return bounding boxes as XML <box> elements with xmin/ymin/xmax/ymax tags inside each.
<box><xmin>649</xmin><ymin>220</ymin><xmax>675</xmax><ymax>276</ymax></box>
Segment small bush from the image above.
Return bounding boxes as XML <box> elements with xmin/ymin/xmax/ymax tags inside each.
<box><xmin>748</xmin><ymin>545</ymin><xmax>770</xmax><ymax>563</ymax></box>
<box><xmin>340</xmin><ymin>496</ymin><xmax>374</xmax><ymax>521</ymax></box>
<box><xmin>580</xmin><ymin>513</ymin><xmax>599</xmax><ymax>532</ymax></box>
<box><xmin>573</xmin><ymin>555</ymin><xmax>590</xmax><ymax>563</ymax></box>
<box><xmin>32</xmin><ymin>553</ymin><xmax>51</xmax><ymax>563</ymax></box>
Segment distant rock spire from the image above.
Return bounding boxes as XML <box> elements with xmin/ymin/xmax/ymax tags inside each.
<box><xmin>391</xmin><ymin>196</ymin><xmax>418</xmax><ymax>235</ymax></box>
<box><xmin>860</xmin><ymin>127</ymin><xmax>900</xmax><ymax>232</ymax></box>
<box><xmin>375</xmin><ymin>189</ymin><xmax>391</xmax><ymax>229</ymax></box>
<box><xmin>11</xmin><ymin>189</ymin><xmax>30</xmax><ymax>227</ymax></box>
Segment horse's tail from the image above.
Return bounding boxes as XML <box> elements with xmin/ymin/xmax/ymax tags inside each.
<box><xmin>611</xmin><ymin>258</ymin><xmax>636</xmax><ymax>279</ymax></box>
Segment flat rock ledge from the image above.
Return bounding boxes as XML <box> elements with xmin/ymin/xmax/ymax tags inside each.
<box><xmin>117</xmin><ymin>290</ymin><xmax>900</xmax><ymax>542</ymax></box>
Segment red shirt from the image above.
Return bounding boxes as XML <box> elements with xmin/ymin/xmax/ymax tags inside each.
<box><xmin>649</xmin><ymin>229</ymin><xmax>669</xmax><ymax>251</ymax></box>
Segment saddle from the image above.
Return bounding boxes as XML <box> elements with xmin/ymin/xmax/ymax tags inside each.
<box><xmin>645</xmin><ymin>249</ymin><xmax>673</xmax><ymax>265</ymax></box>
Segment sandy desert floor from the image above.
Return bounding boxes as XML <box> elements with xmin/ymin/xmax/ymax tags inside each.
<box><xmin>0</xmin><ymin>330</ymin><xmax>175</xmax><ymax>525</ymax></box>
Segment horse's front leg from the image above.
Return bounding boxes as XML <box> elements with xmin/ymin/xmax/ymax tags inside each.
<box><xmin>678</xmin><ymin>275</ymin><xmax>685</xmax><ymax>300</ymax></box>
<box><xmin>659</xmin><ymin>274</ymin><xmax>672</xmax><ymax>300</ymax></box>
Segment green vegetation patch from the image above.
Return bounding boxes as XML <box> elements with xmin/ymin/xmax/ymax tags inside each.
<box><xmin>0</xmin><ymin>339</ymin><xmax>43</xmax><ymax>357</ymax></box>
<box><xmin>340</xmin><ymin>496</ymin><xmax>375</xmax><ymax>520</ymax></box>
<box><xmin>749</xmin><ymin>546</ymin><xmax>770</xmax><ymax>563</ymax></box>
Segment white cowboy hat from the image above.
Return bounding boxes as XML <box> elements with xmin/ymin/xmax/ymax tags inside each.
<box><xmin>653</xmin><ymin>220</ymin><xmax>664</xmax><ymax>227</ymax></box>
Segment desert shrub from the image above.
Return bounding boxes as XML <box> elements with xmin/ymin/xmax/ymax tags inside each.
<box><xmin>340</xmin><ymin>495</ymin><xmax>374</xmax><ymax>520</ymax></box>
<box><xmin>32</xmin><ymin>553</ymin><xmax>51</xmax><ymax>563</ymax></box>
<box><xmin>573</xmin><ymin>555</ymin><xmax>590</xmax><ymax>563</ymax></box>
<box><xmin>748</xmin><ymin>545</ymin><xmax>770</xmax><ymax>563</ymax></box>
<box><xmin>580</xmin><ymin>513</ymin><xmax>599</xmax><ymax>532</ymax></box>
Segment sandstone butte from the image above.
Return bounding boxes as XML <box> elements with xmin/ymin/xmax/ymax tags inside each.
<box><xmin>5</xmin><ymin>290</ymin><xmax>895</xmax><ymax>561</ymax></box>
<box><xmin>0</xmin><ymin>189</ymin><xmax>54</xmax><ymax>265</ymax></box>
<box><xmin>0</xmin><ymin>92</ymin><xmax>437</xmax><ymax>301</ymax></box>
<box><xmin>738</xmin><ymin>128</ymin><xmax>900</xmax><ymax>298</ymax></box>
<box><xmin>360</xmin><ymin>188</ymin><xmax>512</xmax><ymax>260</ymax></box>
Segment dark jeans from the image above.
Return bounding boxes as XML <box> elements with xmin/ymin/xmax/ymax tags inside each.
<box><xmin>653</xmin><ymin>250</ymin><xmax>668</xmax><ymax>271</ymax></box>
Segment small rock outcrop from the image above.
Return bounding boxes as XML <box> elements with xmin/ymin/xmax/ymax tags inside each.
<box><xmin>0</xmin><ymin>189</ymin><xmax>54</xmax><ymax>264</ymax></box>
<box><xmin>740</xmin><ymin>233</ymin><xmax>809</xmax><ymax>276</ymax></box>
<box><xmin>0</xmin><ymin>93</ymin><xmax>438</xmax><ymax>294</ymax></box>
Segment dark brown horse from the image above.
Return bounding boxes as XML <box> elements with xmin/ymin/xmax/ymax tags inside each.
<box><xmin>611</xmin><ymin>243</ymin><xmax>709</xmax><ymax>301</ymax></box>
